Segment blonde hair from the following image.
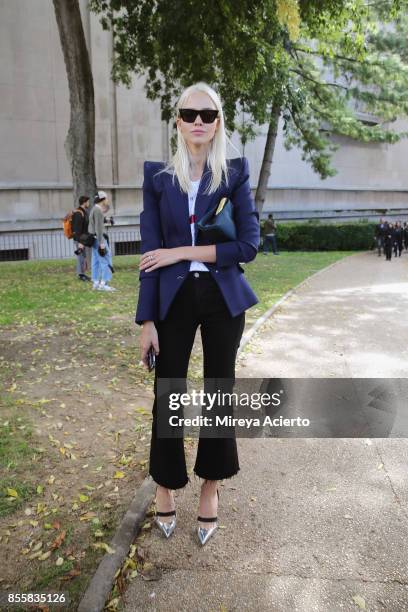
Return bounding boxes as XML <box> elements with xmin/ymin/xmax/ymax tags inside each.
<box><xmin>158</xmin><ymin>82</ymin><xmax>239</xmax><ymax>194</ymax></box>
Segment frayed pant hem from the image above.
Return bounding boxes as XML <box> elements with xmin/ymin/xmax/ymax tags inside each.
<box><xmin>192</xmin><ymin>467</ymin><xmax>240</xmax><ymax>483</ymax></box>
<box><xmin>149</xmin><ymin>472</ymin><xmax>191</xmax><ymax>490</ymax></box>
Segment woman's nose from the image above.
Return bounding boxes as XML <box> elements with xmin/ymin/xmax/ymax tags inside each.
<box><xmin>194</xmin><ymin>114</ymin><xmax>204</xmax><ymax>125</ymax></box>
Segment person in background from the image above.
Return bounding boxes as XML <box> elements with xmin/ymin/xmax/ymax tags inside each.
<box><xmin>383</xmin><ymin>222</ymin><xmax>393</xmax><ymax>261</ymax></box>
<box><xmin>403</xmin><ymin>222</ymin><xmax>408</xmax><ymax>251</ymax></box>
<box><xmin>72</xmin><ymin>195</ymin><xmax>91</xmax><ymax>281</ymax></box>
<box><xmin>88</xmin><ymin>191</ymin><xmax>116</xmax><ymax>292</ymax></box>
<box><xmin>262</xmin><ymin>214</ymin><xmax>279</xmax><ymax>255</ymax></box>
<box><xmin>374</xmin><ymin>218</ymin><xmax>386</xmax><ymax>257</ymax></box>
<box><xmin>394</xmin><ymin>221</ymin><xmax>403</xmax><ymax>257</ymax></box>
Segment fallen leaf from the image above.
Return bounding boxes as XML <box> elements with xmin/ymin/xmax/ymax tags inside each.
<box><xmin>61</xmin><ymin>568</ymin><xmax>81</xmax><ymax>580</ymax></box>
<box><xmin>51</xmin><ymin>530</ymin><xmax>66</xmax><ymax>550</ymax></box>
<box><xmin>79</xmin><ymin>512</ymin><xmax>97</xmax><ymax>522</ymax></box>
<box><xmin>38</xmin><ymin>550</ymin><xmax>52</xmax><ymax>561</ymax></box>
<box><xmin>92</xmin><ymin>542</ymin><xmax>115</xmax><ymax>554</ymax></box>
<box><xmin>352</xmin><ymin>595</ymin><xmax>366</xmax><ymax>609</ymax></box>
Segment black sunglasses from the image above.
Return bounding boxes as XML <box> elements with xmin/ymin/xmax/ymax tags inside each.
<box><xmin>178</xmin><ymin>108</ymin><xmax>219</xmax><ymax>123</ymax></box>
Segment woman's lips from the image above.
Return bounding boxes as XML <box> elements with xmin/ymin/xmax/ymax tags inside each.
<box><xmin>191</xmin><ymin>130</ymin><xmax>205</xmax><ymax>134</ymax></box>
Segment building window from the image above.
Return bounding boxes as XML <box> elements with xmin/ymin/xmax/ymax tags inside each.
<box><xmin>114</xmin><ymin>241</ymin><xmax>140</xmax><ymax>256</ymax></box>
<box><xmin>0</xmin><ymin>248</ymin><xmax>29</xmax><ymax>262</ymax></box>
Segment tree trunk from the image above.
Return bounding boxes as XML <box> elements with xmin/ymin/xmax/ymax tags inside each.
<box><xmin>255</xmin><ymin>102</ymin><xmax>281</xmax><ymax>215</ymax></box>
<box><xmin>53</xmin><ymin>0</ymin><xmax>96</xmax><ymax>207</ymax></box>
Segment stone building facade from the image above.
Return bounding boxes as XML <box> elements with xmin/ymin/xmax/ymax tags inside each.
<box><xmin>1</xmin><ymin>0</ymin><xmax>407</xmax><ymax>258</ymax></box>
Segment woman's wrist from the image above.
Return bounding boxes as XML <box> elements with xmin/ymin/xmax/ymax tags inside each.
<box><xmin>177</xmin><ymin>246</ymin><xmax>216</xmax><ymax>262</ymax></box>
<box><xmin>177</xmin><ymin>246</ymin><xmax>191</xmax><ymax>260</ymax></box>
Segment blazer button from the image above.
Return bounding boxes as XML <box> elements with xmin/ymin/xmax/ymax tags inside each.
<box><xmin>194</xmin><ymin>272</ymin><xmax>199</xmax><ymax>278</ymax></box>
<box><xmin>215</xmin><ymin>270</ymin><xmax>219</xmax><ymax>273</ymax></box>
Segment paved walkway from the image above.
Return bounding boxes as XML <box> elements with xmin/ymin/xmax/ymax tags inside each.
<box><xmin>124</xmin><ymin>252</ymin><xmax>408</xmax><ymax>612</ymax></box>
<box><xmin>238</xmin><ymin>251</ymin><xmax>408</xmax><ymax>378</ymax></box>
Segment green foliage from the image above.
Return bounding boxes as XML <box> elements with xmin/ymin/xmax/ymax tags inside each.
<box><xmin>260</xmin><ymin>220</ymin><xmax>377</xmax><ymax>250</ymax></box>
<box><xmin>89</xmin><ymin>0</ymin><xmax>408</xmax><ymax>177</ymax></box>
<box><xmin>276</xmin><ymin>0</ymin><xmax>301</xmax><ymax>40</ymax></box>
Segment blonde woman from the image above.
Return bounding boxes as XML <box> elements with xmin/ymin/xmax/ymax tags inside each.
<box><xmin>135</xmin><ymin>82</ymin><xmax>260</xmax><ymax>545</ymax></box>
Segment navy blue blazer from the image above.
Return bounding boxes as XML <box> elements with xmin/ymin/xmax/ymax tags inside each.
<box><xmin>135</xmin><ymin>156</ymin><xmax>260</xmax><ymax>325</ymax></box>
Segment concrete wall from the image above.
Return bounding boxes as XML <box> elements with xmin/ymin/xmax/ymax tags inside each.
<box><xmin>0</xmin><ymin>0</ymin><xmax>407</xmax><ymax>238</ymax></box>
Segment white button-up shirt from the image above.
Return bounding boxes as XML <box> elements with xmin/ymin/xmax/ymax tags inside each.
<box><xmin>188</xmin><ymin>178</ymin><xmax>209</xmax><ymax>272</ymax></box>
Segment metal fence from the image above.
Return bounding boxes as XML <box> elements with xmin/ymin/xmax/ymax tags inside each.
<box><xmin>0</xmin><ymin>229</ymin><xmax>141</xmax><ymax>262</ymax></box>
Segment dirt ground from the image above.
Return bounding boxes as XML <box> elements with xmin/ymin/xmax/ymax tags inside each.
<box><xmin>0</xmin><ymin>318</ymin><xmax>203</xmax><ymax>610</ymax></box>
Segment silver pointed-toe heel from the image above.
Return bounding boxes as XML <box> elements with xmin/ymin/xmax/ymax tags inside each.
<box><xmin>197</xmin><ymin>489</ymin><xmax>219</xmax><ymax>546</ymax></box>
<box><xmin>155</xmin><ymin>509</ymin><xmax>177</xmax><ymax>538</ymax></box>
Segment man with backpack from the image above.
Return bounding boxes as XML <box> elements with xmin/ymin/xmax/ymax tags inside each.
<box><xmin>72</xmin><ymin>196</ymin><xmax>91</xmax><ymax>281</ymax></box>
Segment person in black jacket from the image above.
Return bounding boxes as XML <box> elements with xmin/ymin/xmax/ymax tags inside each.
<box><xmin>394</xmin><ymin>221</ymin><xmax>404</xmax><ymax>257</ymax></box>
<box><xmin>403</xmin><ymin>222</ymin><xmax>408</xmax><ymax>251</ymax></box>
<box><xmin>374</xmin><ymin>218</ymin><xmax>386</xmax><ymax>256</ymax></box>
<box><xmin>72</xmin><ymin>196</ymin><xmax>91</xmax><ymax>281</ymax></box>
<box><xmin>383</xmin><ymin>222</ymin><xmax>393</xmax><ymax>261</ymax></box>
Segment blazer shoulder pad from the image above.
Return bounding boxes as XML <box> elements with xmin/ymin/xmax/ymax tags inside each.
<box><xmin>227</xmin><ymin>156</ymin><xmax>249</xmax><ymax>176</ymax></box>
<box><xmin>143</xmin><ymin>161</ymin><xmax>167</xmax><ymax>189</ymax></box>
<box><xmin>143</xmin><ymin>160</ymin><xmax>167</xmax><ymax>174</ymax></box>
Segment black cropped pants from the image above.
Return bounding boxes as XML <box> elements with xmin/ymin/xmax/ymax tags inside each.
<box><xmin>148</xmin><ymin>270</ymin><xmax>246</xmax><ymax>490</ymax></box>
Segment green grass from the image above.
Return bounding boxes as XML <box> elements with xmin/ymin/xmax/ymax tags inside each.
<box><xmin>0</xmin><ymin>256</ymin><xmax>139</xmax><ymax>326</ymax></box>
<box><xmin>0</xmin><ymin>410</ymin><xmax>38</xmax><ymax>517</ymax></box>
<box><xmin>0</xmin><ymin>252</ymin><xmax>353</xmax><ymax>328</ymax></box>
<box><xmin>0</xmin><ymin>415</ymin><xmax>34</xmax><ymax>468</ymax></box>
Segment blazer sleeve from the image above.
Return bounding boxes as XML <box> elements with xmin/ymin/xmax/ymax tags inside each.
<box><xmin>215</xmin><ymin>157</ymin><xmax>260</xmax><ymax>267</ymax></box>
<box><xmin>135</xmin><ymin>162</ymin><xmax>163</xmax><ymax>326</ymax></box>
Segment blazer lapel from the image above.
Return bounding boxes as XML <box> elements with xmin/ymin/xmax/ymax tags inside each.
<box><xmin>164</xmin><ymin>171</ymin><xmax>191</xmax><ymax>240</ymax></box>
<box><xmin>194</xmin><ymin>160</ymin><xmax>218</xmax><ymax>242</ymax></box>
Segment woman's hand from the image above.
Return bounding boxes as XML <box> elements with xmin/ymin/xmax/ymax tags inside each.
<box><xmin>140</xmin><ymin>321</ymin><xmax>160</xmax><ymax>369</ymax></box>
<box><xmin>139</xmin><ymin>247</ymin><xmax>184</xmax><ymax>273</ymax></box>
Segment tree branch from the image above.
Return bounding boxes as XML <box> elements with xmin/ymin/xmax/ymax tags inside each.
<box><xmin>290</xmin><ymin>67</ymin><xmax>349</xmax><ymax>90</ymax></box>
<box><xmin>292</xmin><ymin>46</ymin><xmax>385</xmax><ymax>68</ymax></box>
